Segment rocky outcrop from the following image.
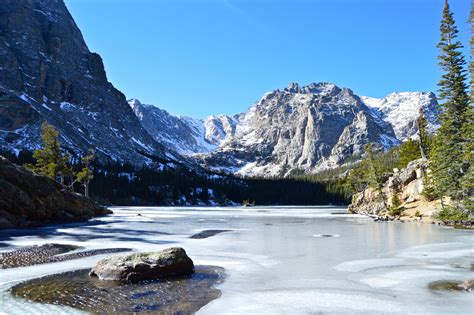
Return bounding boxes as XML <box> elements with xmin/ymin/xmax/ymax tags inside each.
<box><xmin>0</xmin><ymin>156</ymin><xmax>110</xmax><ymax>228</ymax></box>
<box><xmin>348</xmin><ymin>187</ymin><xmax>386</xmax><ymax>215</ymax></box>
<box><xmin>0</xmin><ymin>0</ymin><xmax>171</xmax><ymax>164</ymax></box>
<box><xmin>348</xmin><ymin>159</ymin><xmax>439</xmax><ymax>217</ymax></box>
<box><xmin>89</xmin><ymin>247</ymin><xmax>194</xmax><ymax>282</ymax></box>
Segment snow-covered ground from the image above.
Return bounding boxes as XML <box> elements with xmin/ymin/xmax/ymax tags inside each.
<box><xmin>0</xmin><ymin>206</ymin><xmax>472</xmax><ymax>314</ymax></box>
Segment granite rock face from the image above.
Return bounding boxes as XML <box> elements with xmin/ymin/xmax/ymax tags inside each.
<box><xmin>0</xmin><ymin>156</ymin><xmax>110</xmax><ymax>228</ymax></box>
<box><xmin>89</xmin><ymin>248</ymin><xmax>194</xmax><ymax>282</ymax></box>
<box><xmin>348</xmin><ymin>159</ymin><xmax>428</xmax><ymax>216</ymax></box>
<box><xmin>0</xmin><ymin>0</ymin><xmax>170</xmax><ymax>163</ymax></box>
<box><xmin>199</xmin><ymin>83</ymin><xmax>400</xmax><ymax>176</ymax></box>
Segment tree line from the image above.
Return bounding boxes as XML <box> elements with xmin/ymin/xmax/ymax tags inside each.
<box><xmin>6</xmin><ymin>123</ymin><xmax>346</xmax><ymax>206</ymax></box>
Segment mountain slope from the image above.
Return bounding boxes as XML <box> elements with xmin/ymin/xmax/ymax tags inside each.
<box><xmin>129</xmin><ymin>99</ymin><xmax>218</xmax><ymax>154</ymax></box>
<box><xmin>129</xmin><ymin>99</ymin><xmax>238</xmax><ymax>155</ymax></box>
<box><xmin>199</xmin><ymin>83</ymin><xmax>400</xmax><ymax>176</ymax></box>
<box><xmin>0</xmin><ymin>0</ymin><xmax>170</xmax><ymax>163</ymax></box>
<box><xmin>361</xmin><ymin>92</ymin><xmax>439</xmax><ymax>141</ymax></box>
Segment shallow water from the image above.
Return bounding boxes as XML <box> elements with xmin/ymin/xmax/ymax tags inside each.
<box><xmin>0</xmin><ymin>206</ymin><xmax>473</xmax><ymax>314</ymax></box>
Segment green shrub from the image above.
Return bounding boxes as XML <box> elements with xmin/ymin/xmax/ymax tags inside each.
<box><xmin>389</xmin><ymin>206</ymin><xmax>404</xmax><ymax>216</ymax></box>
<box><xmin>435</xmin><ymin>206</ymin><xmax>469</xmax><ymax>222</ymax></box>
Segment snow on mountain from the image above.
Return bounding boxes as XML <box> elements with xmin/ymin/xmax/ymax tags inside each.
<box><xmin>204</xmin><ymin>115</ymin><xmax>238</xmax><ymax>145</ymax></box>
<box><xmin>0</xmin><ymin>0</ymin><xmax>171</xmax><ymax>164</ymax></box>
<box><xmin>199</xmin><ymin>83</ymin><xmax>401</xmax><ymax>176</ymax></box>
<box><xmin>129</xmin><ymin>83</ymin><xmax>439</xmax><ymax>177</ymax></box>
<box><xmin>361</xmin><ymin>92</ymin><xmax>439</xmax><ymax>141</ymax></box>
<box><xmin>129</xmin><ymin>99</ymin><xmax>217</xmax><ymax>155</ymax></box>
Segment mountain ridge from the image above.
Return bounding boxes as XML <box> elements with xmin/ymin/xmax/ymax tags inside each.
<box><xmin>129</xmin><ymin>82</ymin><xmax>438</xmax><ymax>177</ymax></box>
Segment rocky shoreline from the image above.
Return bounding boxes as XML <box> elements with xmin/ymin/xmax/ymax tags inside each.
<box><xmin>349</xmin><ymin>159</ymin><xmax>473</xmax><ymax>230</ymax></box>
<box><xmin>0</xmin><ymin>244</ymin><xmax>131</xmax><ymax>269</ymax></box>
<box><xmin>0</xmin><ymin>156</ymin><xmax>111</xmax><ymax>229</ymax></box>
<box><xmin>365</xmin><ymin>213</ymin><xmax>474</xmax><ymax>229</ymax></box>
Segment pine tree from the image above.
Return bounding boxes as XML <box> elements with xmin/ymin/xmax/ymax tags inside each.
<box><xmin>25</xmin><ymin>122</ymin><xmax>71</xmax><ymax>183</ymax></box>
<box><xmin>431</xmin><ymin>0</ymin><xmax>470</xmax><ymax>204</ymax></box>
<box><xmin>76</xmin><ymin>149</ymin><xmax>95</xmax><ymax>197</ymax></box>
<box><xmin>398</xmin><ymin>138</ymin><xmax>421</xmax><ymax>168</ymax></box>
<box><xmin>416</xmin><ymin>107</ymin><xmax>430</xmax><ymax>159</ymax></box>
<box><xmin>365</xmin><ymin>143</ymin><xmax>379</xmax><ymax>189</ymax></box>
<box><xmin>389</xmin><ymin>191</ymin><xmax>403</xmax><ymax>216</ymax></box>
<box><xmin>460</xmin><ymin>4</ymin><xmax>474</xmax><ymax>214</ymax></box>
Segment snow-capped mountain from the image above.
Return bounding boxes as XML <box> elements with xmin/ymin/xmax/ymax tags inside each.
<box><xmin>199</xmin><ymin>83</ymin><xmax>401</xmax><ymax>176</ymax></box>
<box><xmin>129</xmin><ymin>99</ymin><xmax>218</xmax><ymax>154</ymax></box>
<box><xmin>204</xmin><ymin>115</ymin><xmax>239</xmax><ymax>146</ymax></box>
<box><xmin>130</xmin><ymin>83</ymin><xmax>438</xmax><ymax>177</ymax></box>
<box><xmin>361</xmin><ymin>92</ymin><xmax>439</xmax><ymax>141</ymax></box>
<box><xmin>0</xmin><ymin>0</ymin><xmax>175</xmax><ymax>164</ymax></box>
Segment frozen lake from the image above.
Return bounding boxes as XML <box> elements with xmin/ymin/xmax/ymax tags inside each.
<box><xmin>1</xmin><ymin>206</ymin><xmax>473</xmax><ymax>314</ymax></box>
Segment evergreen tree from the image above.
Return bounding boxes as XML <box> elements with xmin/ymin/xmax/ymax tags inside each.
<box><xmin>389</xmin><ymin>191</ymin><xmax>403</xmax><ymax>216</ymax></box>
<box><xmin>431</xmin><ymin>0</ymin><xmax>470</xmax><ymax>204</ymax></box>
<box><xmin>365</xmin><ymin>143</ymin><xmax>379</xmax><ymax>189</ymax></box>
<box><xmin>76</xmin><ymin>149</ymin><xmax>95</xmax><ymax>197</ymax></box>
<box><xmin>25</xmin><ymin>122</ymin><xmax>71</xmax><ymax>184</ymax></box>
<box><xmin>416</xmin><ymin>107</ymin><xmax>431</xmax><ymax>159</ymax></box>
<box><xmin>461</xmin><ymin>4</ymin><xmax>474</xmax><ymax>213</ymax></box>
<box><xmin>398</xmin><ymin>138</ymin><xmax>421</xmax><ymax>168</ymax></box>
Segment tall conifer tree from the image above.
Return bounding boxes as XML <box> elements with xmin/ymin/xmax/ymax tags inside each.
<box><xmin>460</xmin><ymin>3</ymin><xmax>474</xmax><ymax>212</ymax></box>
<box><xmin>431</xmin><ymin>0</ymin><xmax>470</xmax><ymax>203</ymax></box>
<box><xmin>416</xmin><ymin>107</ymin><xmax>430</xmax><ymax>159</ymax></box>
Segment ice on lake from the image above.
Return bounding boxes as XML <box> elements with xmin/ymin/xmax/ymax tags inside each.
<box><xmin>0</xmin><ymin>206</ymin><xmax>473</xmax><ymax>314</ymax></box>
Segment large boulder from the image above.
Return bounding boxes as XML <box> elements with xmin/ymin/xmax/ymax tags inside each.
<box><xmin>348</xmin><ymin>187</ymin><xmax>386</xmax><ymax>215</ymax></box>
<box><xmin>0</xmin><ymin>156</ymin><xmax>110</xmax><ymax>228</ymax></box>
<box><xmin>89</xmin><ymin>248</ymin><xmax>194</xmax><ymax>282</ymax></box>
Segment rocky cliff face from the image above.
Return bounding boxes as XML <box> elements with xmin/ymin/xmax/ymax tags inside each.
<box><xmin>0</xmin><ymin>156</ymin><xmax>110</xmax><ymax>228</ymax></box>
<box><xmin>348</xmin><ymin>159</ymin><xmax>441</xmax><ymax>217</ymax></box>
<box><xmin>129</xmin><ymin>99</ymin><xmax>218</xmax><ymax>155</ymax></box>
<box><xmin>362</xmin><ymin>92</ymin><xmax>439</xmax><ymax>141</ymax></box>
<box><xmin>0</xmin><ymin>0</ymin><xmax>169</xmax><ymax>163</ymax></box>
<box><xmin>200</xmin><ymin>83</ymin><xmax>401</xmax><ymax>176</ymax></box>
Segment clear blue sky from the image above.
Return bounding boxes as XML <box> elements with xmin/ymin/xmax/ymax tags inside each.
<box><xmin>64</xmin><ymin>0</ymin><xmax>470</xmax><ymax>118</ymax></box>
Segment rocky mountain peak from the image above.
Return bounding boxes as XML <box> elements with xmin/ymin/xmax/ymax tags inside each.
<box><xmin>0</xmin><ymin>0</ymin><xmax>170</xmax><ymax>163</ymax></box>
<box><xmin>282</xmin><ymin>82</ymin><xmax>341</xmax><ymax>96</ymax></box>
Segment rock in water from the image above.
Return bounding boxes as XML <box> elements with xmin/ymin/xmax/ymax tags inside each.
<box><xmin>458</xmin><ymin>279</ymin><xmax>474</xmax><ymax>292</ymax></box>
<box><xmin>89</xmin><ymin>248</ymin><xmax>194</xmax><ymax>282</ymax></box>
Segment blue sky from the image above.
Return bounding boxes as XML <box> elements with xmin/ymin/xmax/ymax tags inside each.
<box><xmin>65</xmin><ymin>0</ymin><xmax>470</xmax><ymax>118</ymax></box>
